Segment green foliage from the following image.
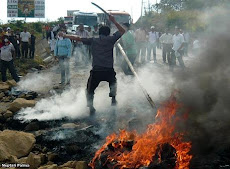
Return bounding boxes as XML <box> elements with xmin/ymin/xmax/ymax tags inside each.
<box><xmin>57</xmin><ymin>17</ymin><xmax>64</xmax><ymax>24</ymax></box>
<box><xmin>135</xmin><ymin>10</ymin><xmax>206</xmax><ymax>33</ymax></box>
<box><xmin>155</xmin><ymin>0</ymin><xmax>228</xmax><ymax>12</ymax></box>
<box><xmin>31</xmin><ymin>22</ymin><xmax>43</xmax><ymax>33</ymax></box>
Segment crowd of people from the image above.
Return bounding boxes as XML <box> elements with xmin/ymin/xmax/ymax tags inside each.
<box><xmin>0</xmin><ymin>26</ymin><xmax>37</xmax><ymax>83</ymax></box>
<box><xmin>0</xmin><ymin>26</ymin><xmax>36</xmax><ymax>59</ymax></box>
<box><xmin>125</xmin><ymin>25</ymin><xmax>201</xmax><ymax>71</ymax></box>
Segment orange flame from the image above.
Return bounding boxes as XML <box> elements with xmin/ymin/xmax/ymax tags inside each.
<box><xmin>89</xmin><ymin>97</ymin><xmax>192</xmax><ymax>169</ymax></box>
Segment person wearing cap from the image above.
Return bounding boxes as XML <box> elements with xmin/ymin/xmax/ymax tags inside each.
<box><xmin>121</xmin><ymin>23</ymin><xmax>137</xmax><ymax>75</ymax></box>
<box><xmin>64</xmin><ymin>15</ymin><xmax>125</xmax><ymax>116</ymax></box>
<box><xmin>171</xmin><ymin>27</ymin><xmax>185</xmax><ymax>70</ymax></box>
<box><xmin>147</xmin><ymin>26</ymin><xmax>159</xmax><ymax>63</ymax></box>
<box><xmin>0</xmin><ymin>35</ymin><xmax>20</xmax><ymax>82</ymax></box>
<box><xmin>159</xmin><ymin>29</ymin><xmax>173</xmax><ymax>64</ymax></box>
<box><xmin>6</xmin><ymin>27</ymin><xmax>11</xmax><ymax>34</ymax></box>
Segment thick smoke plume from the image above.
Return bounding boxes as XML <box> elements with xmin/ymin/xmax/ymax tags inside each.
<box><xmin>174</xmin><ymin>7</ymin><xmax>230</xmax><ymax>153</ymax></box>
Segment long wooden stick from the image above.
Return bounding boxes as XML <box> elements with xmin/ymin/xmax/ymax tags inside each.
<box><xmin>117</xmin><ymin>43</ymin><xmax>157</xmax><ymax>110</ymax></box>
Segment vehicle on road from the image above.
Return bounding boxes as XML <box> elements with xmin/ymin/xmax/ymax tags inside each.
<box><xmin>98</xmin><ymin>10</ymin><xmax>132</xmax><ymax>33</ymax></box>
<box><xmin>72</xmin><ymin>11</ymin><xmax>98</xmax><ymax>31</ymax></box>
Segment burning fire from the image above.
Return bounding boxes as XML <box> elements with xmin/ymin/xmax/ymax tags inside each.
<box><xmin>89</xmin><ymin>96</ymin><xmax>192</xmax><ymax>169</ymax></box>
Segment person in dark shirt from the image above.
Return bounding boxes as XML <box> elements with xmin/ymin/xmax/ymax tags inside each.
<box><xmin>65</xmin><ymin>15</ymin><xmax>125</xmax><ymax>115</ymax></box>
<box><xmin>8</xmin><ymin>30</ymin><xmax>17</xmax><ymax>58</ymax></box>
<box><xmin>29</xmin><ymin>30</ymin><xmax>36</xmax><ymax>59</ymax></box>
<box><xmin>15</xmin><ymin>29</ymin><xmax>21</xmax><ymax>58</ymax></box>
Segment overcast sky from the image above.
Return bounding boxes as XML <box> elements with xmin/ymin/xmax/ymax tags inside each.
<box><xmin>0</xmin><ymin>0</ymin><xmax>158</xmax><ymax>23</ymax></box>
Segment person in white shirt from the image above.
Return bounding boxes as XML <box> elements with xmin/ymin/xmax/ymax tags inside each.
<box><xmin>0</xmin><ymin>35</ymin><xmax>19</xmax><ymax>82</ymax></box>
<box><xmin>135</xmin><ymin>27</ymin><xmax>147</xmax><ymax>63</ymax></box>
<box><xmin>147</xmin><ymin>26</ymin><xmax>159</xmax><ymax>63</ymax></box>
<box><xmin>192</xmin><ymin>35</ymin><xmax>201</xmax><ymax>56</ymax></box>
<box><xmin>172</xmin><ymin>27</ymin><xmax>185</xmax><ymax>69</ymax></box>
<box><xmin>48</xmin><ymin>27</ymin><xmax>56</xmax><ymax>52</ymax></box>
<box><xmin>160</xmin><ymin>29</ymin><xmax>173</xmax><ymax>64</ymax></box>
<box><xmin>92</xmin><ymin>25</ymin><xmax>99</xmax><ymax>38</ymax></box>
<box><xmin>20</xmin><ymin>27</ymin><xmax>31</xmax><ymax>59</ymax></box>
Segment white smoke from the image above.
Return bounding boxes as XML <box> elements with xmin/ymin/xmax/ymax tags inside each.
<box><xmin>16</xmin><ymin>65</ymin><xmax>177</xmax><ymax>122</ymax></box>
<box><xmin>17</xmin><ymin>88</ymin><xmax>88</xmax><ymax>121</ymax></box>
<box><xmin>17</xmin><ymin>71</ymin><xmax>56</xmax><ymax>93</ymax></box>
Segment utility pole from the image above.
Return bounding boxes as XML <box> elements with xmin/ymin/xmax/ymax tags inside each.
<box><xmin>156</xmin><ymin>0</ymin><xmax>159</xmax><ymax>13</ymax></box>
<box><xmin>148</xmin><ymin>0</ymin><xmax>151</xmax><ymax>12</ymax></box>
<box><xmin>141</xmin><ymin>0</ymin><xmax>144</xmax><ymax>24</ymax></box>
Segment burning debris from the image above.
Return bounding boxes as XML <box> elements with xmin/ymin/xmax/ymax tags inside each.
<box><xmin>89</xmin><ymin>96</ymin><xmax>192</xmax><ymax>169</ymax></box>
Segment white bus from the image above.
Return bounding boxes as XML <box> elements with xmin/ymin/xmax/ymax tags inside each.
<box><xmin>72</xmin><ymin>11</ymin><xmax>98</xmax><ymax>29</ymax></box>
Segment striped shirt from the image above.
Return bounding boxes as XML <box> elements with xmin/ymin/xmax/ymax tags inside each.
<box><xmin>76</xmin><ymin>30</ymin><xmax>89</xmax><ymax>38</ymax></box>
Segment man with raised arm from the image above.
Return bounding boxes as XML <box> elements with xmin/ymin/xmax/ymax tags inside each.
<box><xmin>65</xmin><ymin>15</ymin><xmax>125</xmax><ymax>116</ymax></box>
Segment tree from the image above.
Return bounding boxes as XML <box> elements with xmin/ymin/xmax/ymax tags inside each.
<box><xmin>154</xmin><ymin>0</ymin><xmax>187</xmax><ymax>12</ymax></box>
<box><xmin>57</xmin><ymin>17</ymin><xmax>64</xmax><ymax>24</ymax></box>
<box><xmin>154</xmin><ymin>0</ymin><xmax>229</xmax><ymax>12</ymax></box>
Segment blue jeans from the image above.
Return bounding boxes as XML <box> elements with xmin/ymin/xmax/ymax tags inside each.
<box><xmin>58</xmin><ymin>56</ymin><xmax>70</xmax><ymax>84</ymax></box>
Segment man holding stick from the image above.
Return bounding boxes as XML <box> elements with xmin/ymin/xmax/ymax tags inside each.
<box><xmin>65</xmin><ymin>15</ymin><xmax>125</xmax><ymax>115</ymax></box>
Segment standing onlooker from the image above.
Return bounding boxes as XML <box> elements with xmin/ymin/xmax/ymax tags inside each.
<box><xmin>48</xmin><ymin>27</ymin><xmax>56</xmax><ymax>52</ymax></box>
<box><xmin>0</xmin><ymin>28</ymin><xmax>5</xmax><ymax>48</ymax></box>
<box><xmin>87</xmin><ymin>27</ymin><xmax>93</xmax><ymax>59</ymax></box>
<box><xmin>20</xmin><ymin>27</ymin><xmax>31</xmax><ymax>59</ymax></box>
<box><xmin>45</xmin><ymin>24</ymin><xmax>50</xmax><ymax>40</ymax></box>
<box><xmin>87</xmin><ymin>27</ymin><xmax>93</xmax><ymax>37</ymax></box>
<box><xmin>171</xmin><ymin>27</ymin><xmax>185</xmax><ymax>70</ymax></box>
<box><xmin>15</xmin><ymin>29</ymin><xmax>21</xmax><ymax>58</ymax></box>
<box><xmin>192</xmin><ymin>35</ymin><xmax>201</xmax><ymax>56</ymax></box>
<box><xmin>52</xmin><ymin>25</ymin><xmax>60</xmax><ymax>37</ymax></box>
<box><xmin>54</xmin><ymin>32</ymin><xmax>72</xmax><ymax>85</ymax></box>
<box><xmin>29</xmin><ymin>30</ymin><xmax>36</xmax><ymax>59</ymax></box>
<box><xmin>8</xmin><ymin>30</ymin><xmax>17</xmax><ymax>58</ymax></box>
<box><xmin>135</xmin><ymin>27</ymin><xmax>147</xmax><ymax>63</ymax></box>
<box><xmin>184</xmin><ymin>31</ymin><xmax>190</xmax><ymax>56</ymax></box>
<box><xmin>75</xmin><ymin>24</ymin><xmax>89</xmax><ymax>65</ymax></box>
<box><xmin>157</xmin><ymin>30</ymin><xmax>162</xmax><ymax>49</ymax></box>
<box><xmin>159</xmin><ymin>29</ymin><xmax>173</xmax><ymax>64</ymax></box>
<box><xmin>93</xmin><ymin>25</ymin><xmax>99</xmax><ymax>37</ymax></box>
<box><xmin>179</xmin><ymin>29</ymin><xmax>185</xmax><ymax>56</ymax></box>
<box><xmin>0</xmin><ymin>35</ymin><xmax>19</xmax><ymax>82</ymax></box>
<box><xmin>147</xmin><ymin>26</ymin><xmax>159</xmax><ymax>63</ymax></box>
<box><xmin>121</xmin><ymin>23</ymin><xmax>137</xmax><ymax>75</ymax></box>
<box><xmin>2</xmin><ymin>27</ymin><xmax>8</xmax><ymax>35</ymax></box>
